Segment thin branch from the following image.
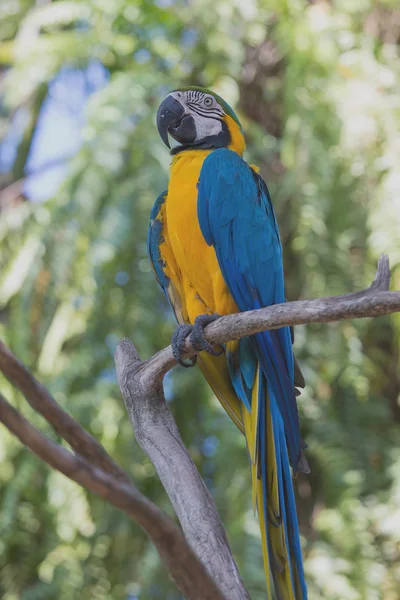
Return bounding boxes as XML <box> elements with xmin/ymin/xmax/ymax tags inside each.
<box><xmin>144</xmin><ymin>254</ymin><xmax>398</xmax><ymax>378</ymax></box>
<box><xmin>0</xmin><ymin>339</ymin><xmax>130</xmax><ymax>483</ymax></box>
<box><xmin>0</xmin><ymin>391</ymin><xmax>228</xmax><ymax>600</ymax></box>
<box><xmin>115</xmin><ymin>340</ymin><xmax>250</xmax><ymax>600</ymax></box>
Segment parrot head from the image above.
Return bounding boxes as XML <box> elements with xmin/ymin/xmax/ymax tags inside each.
<box><xmin>156</xmin><ymin>87</ymin><xmax>245</xmax><ymax>155</ymax></box>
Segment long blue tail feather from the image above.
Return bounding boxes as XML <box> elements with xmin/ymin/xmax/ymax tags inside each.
<box><xmin>226</xmin><ymin>338</ymin><xmax>307</xmax><ymax>598</ymax></box>
<box><xmin>254</xmin><ymin>329</ymin><xmax>302</xmax><ymax>473</ymax></box>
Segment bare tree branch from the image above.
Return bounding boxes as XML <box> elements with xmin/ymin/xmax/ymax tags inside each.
<box><xmin>143</xmin><ymin>254</ymin><xmax>398</xmax><ymax>378</ymax></box>
<box><xmin>0</xmin><ymin>391</ymin><xmax>229</xmax><ymax>600</ymax></box>
<box><xmin>115</xmin><ymin>340</ymin><xmax>250</xmax><ymax>600</ymax></box>
<box><xmin>0</xmin><ymin>339</ymin><xmax>130</xmax><ymax>483</ymax></box>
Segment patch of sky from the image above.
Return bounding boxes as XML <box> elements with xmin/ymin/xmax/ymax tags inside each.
<box><xmin>181</xmin><ymin>28</ymin><xmax>197</xmax><ymax>48</ymax></box>
<box><xmin>0</xmin><ymin>108</ymin><xmax>29</xmax><ymax>172</ymax></box>
<box><xmin>154</xmin><ymin>0</ymin><xmax>176</xmax><ymax>8</ymax></box>
<box><xmin>105</xmin><ymin>333</ymin><xmax>121</xmax><ymax>354</ymax></box>
<box><xmin>98</xmin><ymin>368</ymin><xmax>117</xmax><ymax>384</ymax></box>
<box><xmin>202</xmin><ymin>435</ymin><xmax>219</xmax><ymax>458</ymax></box>
<box><xmin>0</xmin><ymin>60</ymin><xmax>108</xmax><ymax>202</ymax></box>
<box><xmin>115</xmin><ymin>271</ymin><xmax>130</xmax><ymax>286</ymax></box>
<box><xmin>134</xmin><ymin>49</ymin><xmax>151</xmax><ymax>64</ymax></box>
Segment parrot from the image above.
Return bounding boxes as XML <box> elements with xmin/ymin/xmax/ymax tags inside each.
<box><xmin>148</xmin><ymin>86</ymin><xmax>309</xmax><ymax>599</ymax></box>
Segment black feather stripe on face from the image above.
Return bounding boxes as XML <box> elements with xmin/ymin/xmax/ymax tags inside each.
<box><xmin>186</xmin><ymin>106</ymin><xmax>223</xmax><ymax>120</ymax></box>
<box><xmin>185</xmin><ymin>91</ymin><xmax>224</xmax><ymax>117</ymax></box>
<box><xmin>174</xmin><ymin>86</ymin><xmax>242</xmax><ymax>128</ymax></box>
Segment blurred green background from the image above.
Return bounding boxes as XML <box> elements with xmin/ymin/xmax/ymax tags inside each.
<box><xmin>0</xmin><ymin>1</ymin><xmax>399</xmax><ymax>599</ymax></box>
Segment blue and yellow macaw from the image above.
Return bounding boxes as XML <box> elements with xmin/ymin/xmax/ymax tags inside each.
<box><xmin>148</xmin><ymin>87</ymin><xmax>309</xmax><ymax>599</ymax></box>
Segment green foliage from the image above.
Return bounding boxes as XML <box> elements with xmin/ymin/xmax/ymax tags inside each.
<box><xmin>0</xmin><ymin>1</ymin><xmax>399</xmax><ymax>599</ymax></box>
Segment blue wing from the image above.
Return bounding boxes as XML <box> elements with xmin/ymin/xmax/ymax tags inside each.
<box><xmin>148</xmin><ymin>190</ymin><xmax>169</xmax><ymax>292</ymax></box>
<box><xmin>197</xmin><ymin>148</ymin><xmax>307</xmax><ymax>599</ymax></box>
<box><xmin>198</xmin><ymin>148</ymin><xmax>302</xmax><ymax>470</ymax></box>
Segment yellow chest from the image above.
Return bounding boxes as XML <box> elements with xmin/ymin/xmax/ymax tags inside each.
<box><xmin>164</xmin><ymin>150</ymin><xmax>236</xmax><ymax>316</ymax></box>
<box><xmin>166</xmin><ymin>150</ymin><xmax>209</xmax><ymax>260</ymax></box>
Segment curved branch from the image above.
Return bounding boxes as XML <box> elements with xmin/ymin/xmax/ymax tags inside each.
<box><xmin>0</xmin><ymin>391</ymin><xmax>228</xmax><ymax>600</ymax></box>
<box><xmin>115</xmin><ymin>339</ymin><xmax>250</xmax><ymax>600</ymax></box>
<box><xmin>145</xmin><ymin>254</ymin><xmax>398</xmax><ymax>378</ymax></box>
<box><xmin>0</xmin><ymin>339</ymin><xmax>130</xmax><ymax>483</ymax></box>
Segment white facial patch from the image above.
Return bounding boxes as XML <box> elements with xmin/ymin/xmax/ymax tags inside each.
<box><xmin>192</xmin><ymin>113</ymin><xmax>222</xmax><ymax>141</ymax></box>
<box><xmin>169</xmin><ymin>90</ymin><xmax>224</xmax><ymax>142</ymax></box>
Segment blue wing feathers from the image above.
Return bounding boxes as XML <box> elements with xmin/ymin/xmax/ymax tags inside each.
<box><xmin>197</xmin><ymin>148</ymin><xmax>307</xmax><ymax>598</ymax></box>
<box><xmin>227</xmin><ymin>343</ymin><xmax>252</xmax><ymax>411</ymax></box>
<box><xmin>147</xmin><ymin>190</ymin><xmax>169</xmax><ymax>292</ymax></box>
<box><xmin>198</xmin><ymin>149</ymin><xmax>302</xmax><ymax>469</ymax></box>
<box><xmin>239</xmin><ymin>337</ymin><xmax>258</xmax><ymax>390</ymax></box>
<box><xmin>254</xmin><ymin>330</ymin><xmax>301</xmax><ymax>469</ymax></box>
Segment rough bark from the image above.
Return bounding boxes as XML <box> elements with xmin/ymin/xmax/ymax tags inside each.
<box><xmin>115</xmin><ymin>339</ymin><xmax>250</xmax><ymax>600</ymax></box>
<box><xmin>142</xmin><ymin>254</ymin><xmax>396</xmax><ymax>378</ymax></box>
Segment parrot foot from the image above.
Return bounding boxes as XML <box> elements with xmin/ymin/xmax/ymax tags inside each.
<box><xmin>171</xmin><ymin>324</ymin><xmax>198</xmax><ymax>368</ymax></box>
<box><xmin>190</xmin><ymin>313</ymin><xmax>223</xmax><ymax>356</ymax></box>
<box><xmin>171</xmin><ymin>314</ymin><xmax>223</xmax><ymax>368</ymax></box>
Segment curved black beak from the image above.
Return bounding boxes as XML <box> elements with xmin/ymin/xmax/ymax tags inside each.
<box><xmin>156</xmin><ymin>95</ymin><xmax>196</xmax><ymax>149</ymax></box>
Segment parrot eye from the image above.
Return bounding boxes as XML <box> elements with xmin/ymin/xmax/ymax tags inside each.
<box><xmin>204</xmin><ymin>96</ymin><xmax>213</xmax><ymax>107</ymax></box>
